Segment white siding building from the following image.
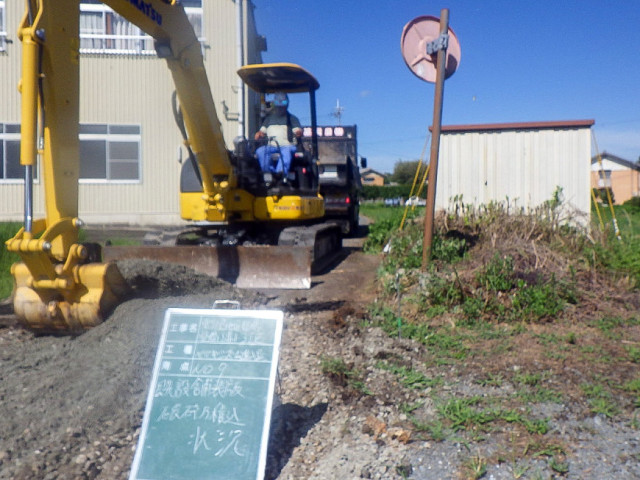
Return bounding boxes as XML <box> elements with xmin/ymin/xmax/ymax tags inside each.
<box><xmin>591</xmin><ymin>152</ymin><xmax>640</xmax><ymax>205</ymax></box>
<box><xmin>0</xmin><ymin>1</ymin><xmax>265</xmax><ymax>225</ymax></box>
<box><xmin>435</xmin><ymin>120</ymin><xmax>594</xmax><ymax>218</ymax></box>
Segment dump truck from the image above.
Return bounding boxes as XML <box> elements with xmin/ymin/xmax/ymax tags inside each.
<box><xmin>6</xmin><ymin>0</ymin><xmax>341</xmax><ymax>332</ymax></box>
<box><xmin>302</xmin><ymin>125</ymin><xmax>366</xmax><ymax>236</ymax></box>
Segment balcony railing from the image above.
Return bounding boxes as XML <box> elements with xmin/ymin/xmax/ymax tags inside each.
<box><xmin>80</xmin><ymin>33</ymin><xmax>156</xmax><ymax>55</ymax></box>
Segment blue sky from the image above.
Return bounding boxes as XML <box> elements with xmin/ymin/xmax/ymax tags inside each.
<box><xmin>253</xmin><ymin>1</ymin><xmax>640</xmax><ymax>174</ymax></box>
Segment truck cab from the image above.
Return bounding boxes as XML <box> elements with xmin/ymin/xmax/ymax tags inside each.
<box><xmin>303</xmin><ymin>125</ymin><xmax>366</xmax><ymax>236</ymax></box>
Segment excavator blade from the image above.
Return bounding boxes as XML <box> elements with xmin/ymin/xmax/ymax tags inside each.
<box><xmin>11</xmin><ymin>261</ymin><xmax>129</xmax><ymax>333</ymax></box>
<box><xmin>102</xmin><ymin>245</ymin><xmax>313</xmax><ymax>289</ymax></box>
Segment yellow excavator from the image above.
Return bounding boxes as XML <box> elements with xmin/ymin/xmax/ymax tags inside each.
<box><xmin>6</xmin><ymin>0</ymin><xmax>341</xmax><ymax>333</ymax></box>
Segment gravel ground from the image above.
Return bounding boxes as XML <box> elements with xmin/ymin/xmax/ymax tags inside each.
<box><xmin>0</xmin><ymin>227</ymin><xmax>639</xmax><ymax>479</ymax></box>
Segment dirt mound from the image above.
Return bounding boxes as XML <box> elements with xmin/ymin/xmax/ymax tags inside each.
<box><xmin>0</xmin><ymin>260</ymin><xmax>265</xmax><ymax>479</ymax></box>
<box><xmin>115</xmin><ymin>259</ymin><xmax>241</xmax><ymax>298</ymax></box>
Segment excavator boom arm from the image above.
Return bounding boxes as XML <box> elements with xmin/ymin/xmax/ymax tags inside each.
<box><xmin>7</xmin><ymin>0</ymin><xmax>233</xmax><ymax>332</ymax></box>
<box><xmin>103</xmin><ymin>0</ymin><xmax>232</xmax><ymax>187</ymax></box>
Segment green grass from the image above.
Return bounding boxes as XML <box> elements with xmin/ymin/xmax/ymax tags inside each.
<box><xmin>513</xmin><ymin>372</ymin><xmax>564</xmax><ymax>404</ymax></box>
<box><xmin>361</xmin><ymin>203</ymin><xmax>470</xmax><ymax>264</ymax></box>
<box><xmin>360</xmin><ymin>203</ymin><xmax>404</xmax><ymax>223</ymax></box>
<box><xmin>435</xmin><ymin>396</ymin><xmax>549</xmax><ymax>435</ymax></box>
<box><xmin>463</xmin><ymin>455</ymin><xmax>487</xmax><ymax>479</ymax></box>
<box><xmin>360</xmin><ymin>204</ymin><xmax>407</xmax><ymax>253</ymax></box>
<box><xmin>368</xmin><ymin>304</ymin><xmax>471</xmax><ymax>362</ymax></box>
<box><xmin>362</xmin><ymin>201</ymin><xmax>640</xmax><ymax>274</ymax></box>
<box><xmin>364</xmin><ymin>204</ymin><xmax>585</xmax><ymax>325</ymax></box>
<box><xmin>623</xmin><ymin>378</ymin><xmax>640</xmax><ymax>408</ymax></box>
<box><xmin>476</xmin><ymin>373</ymin><xmax>504</xmax><ymax>388</ymax></box>
<box><xmin>580</xmin><ymin>382</ymin><xmax>620</xmax><ymax>418</ymax></box>
<box><xmin>591</xmin><ymin>203</ymin><xmax>640</xmax><ymax>285</ymax></box>
<box><xmin>376</xmin><ymin>361</ymin><xmax>443</xmax><ymax>389</ymax></box>
<box><xmin>320</xmin><ymin>356</ymin><xmax>371</xmax><ymax>395</ymax></box>
<box><xmin>0</xmin><ymin>222</ymin><xmax>22</xmax><ymax>299</ymax></box>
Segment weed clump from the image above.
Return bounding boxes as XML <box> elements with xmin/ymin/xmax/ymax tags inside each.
<box><xmin>375</xmin><ymin>198</ymin><xmax>595</xmax><ymax>325</ymax></box>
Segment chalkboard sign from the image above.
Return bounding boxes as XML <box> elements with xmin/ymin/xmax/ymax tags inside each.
<box><xmin>129</xmin><ymin>307</ymin><xmax>284</xmax><ymax>480</ymax></box>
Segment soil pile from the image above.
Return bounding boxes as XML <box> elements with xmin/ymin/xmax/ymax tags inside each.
<box><xmin>0</xmin><ymin>260</ymin><xmax>263</xmax><ymax>479</ymax></box>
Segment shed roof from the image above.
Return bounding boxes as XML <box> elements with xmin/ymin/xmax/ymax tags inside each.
<box><xmin>432</xmin><ymin>119</ymin><xmax>595</xmax><ymax>134</ymax></box>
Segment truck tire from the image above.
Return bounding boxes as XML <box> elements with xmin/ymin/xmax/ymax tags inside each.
<box><xmin>348</xmin><ymin>207</ymin><xmax>359</xmax><ymax>237</ymax></box>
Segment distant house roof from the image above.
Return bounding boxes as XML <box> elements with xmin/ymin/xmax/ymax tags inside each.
<box><xmin>592</xmin><ymin>152</ymin><xmax>640</xmax><ymax>171</ymax></box>
<box><xmin>361</xmin><ymin>168</ymin><xmax>386</xmax><ymax>177</ymax></box>
<box><xmin>431</xmin><ymin>119</ymin><xmax>595</xmax><ymax>134</ymax></box>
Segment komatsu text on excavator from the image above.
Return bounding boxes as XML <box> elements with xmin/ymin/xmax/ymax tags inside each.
<box><xmin>6</xmin><ymin>0</ymin><xmax>342</xmax><ymax>333</ymax></box>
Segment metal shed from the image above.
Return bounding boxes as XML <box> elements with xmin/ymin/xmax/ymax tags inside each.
<box><xmin>434</xmin><ymin>120</ymin><xmax>594</xmax><ymax>218</ymax></box>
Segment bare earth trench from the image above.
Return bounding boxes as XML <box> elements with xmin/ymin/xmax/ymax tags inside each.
<box><xmin>0</xmin><ymin>225</ymin><xmax>639</xmax><ymax>479</ymax></box>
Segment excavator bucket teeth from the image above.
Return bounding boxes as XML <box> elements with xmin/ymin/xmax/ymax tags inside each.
<box><xmin>11</xmin><ymin>262</ymin><xmax>129</xmax><ymax>333</ymax></box>
<box><xmin>103</xmin><ymin>245</ymin><xmax>313</xmax><ymax>289</ymax></box>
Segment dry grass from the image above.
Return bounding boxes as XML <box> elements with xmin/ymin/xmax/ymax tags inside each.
<box><xmin>434</xmin><ymin>200</ymin><xmax>638</xmax><ymax>305</ymax></box>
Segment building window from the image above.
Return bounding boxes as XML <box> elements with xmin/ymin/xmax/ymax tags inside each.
<box><xmin>0</xmin><ymin>123</ymin><xmax>139</xmax><ymax>182</ymax></box>
<box><xmin>597</xmin><ymin>170</ymin><xmax>612</xmax><ymax>188</ymax></box>
<box><xmin>79</xmin><ymin>0</ymin><xmax>203</xmax><ymax>55</ymax></box>
<box><xmin>0</xmin><ymin>124</ymin><xmax>37</xmax><ymax>182</ymax></box>
<box><xmin>0</xmin><ymin>1</ymin><xmax>6</xmax><ymax>52</ymax></box>
<box><xmin>80</xmin><ymin>124</ymin><xmax>141</xmax><ymax>182</ymax></box>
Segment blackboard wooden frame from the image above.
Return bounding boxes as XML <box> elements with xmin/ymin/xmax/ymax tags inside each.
<box><xmin>129</xmin><ymin>307</ymin><xmax>284</xmax><ymax>480</ymax></box>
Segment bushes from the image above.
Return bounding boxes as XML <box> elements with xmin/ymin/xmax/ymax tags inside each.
<box><xmin>361</xmin><ymin>185</ymin><xmax>417</xmax><ymax>201</ymax></box>
<box><xmin>590</xmin><ymin>236</ymin><xmax>640</xmax><ymax>287</ymax></box>
<box><xmin>623</xmin><ymin>196</ymin><xmax>640</xmax><ymax>210</ymax></box>
<box><xmin>593</xmin><ymin>187</ymin><xmax>615</xmax><ymax>204</ymax></box>
<box><xmin>415</xmin><ymin>254</ymin><xmax>574</xmax><ymax>324</ymax></box>
<box><xmin>363</xmin><ymin>196</ymin><xmax>640</xmax><ymax>326</ymax></box>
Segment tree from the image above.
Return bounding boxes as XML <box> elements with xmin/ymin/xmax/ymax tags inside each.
<box><xmin>390</xmin><ymin>160</ymin><xmax>428</xmax><ymax>185</ymax></box>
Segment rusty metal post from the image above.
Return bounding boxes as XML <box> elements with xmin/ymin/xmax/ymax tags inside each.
<box><xmin>422</xmin><ymin>8</ymin><xmax>449</xmax><ymax>268</ymax></box>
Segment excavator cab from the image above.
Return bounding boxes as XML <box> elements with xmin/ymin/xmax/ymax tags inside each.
<box><xmin>177</xmin><ymin>63</ymin><xmax>326</xmax><ymax>226</ymax></box>
<box><xmin>237</xmin><ymin>63</ymin><xmax>321</xmax><ymax>194</ymax></box>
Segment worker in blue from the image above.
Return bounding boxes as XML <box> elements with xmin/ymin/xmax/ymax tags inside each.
<box><xmin>254</xmin><ymin>92</ymin><xmax>302</xmax><ymax>179</ymax></box>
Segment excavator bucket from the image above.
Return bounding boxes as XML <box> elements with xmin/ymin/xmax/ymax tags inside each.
<box><xmin>103</xmin><ymin>245</ymin><xmax>313</xmax><ymax>289</ymax></box>
<box><xmin>11</xmin><ymin>261</ymin><xmax>129</xmax><ymax>333</ymax></box>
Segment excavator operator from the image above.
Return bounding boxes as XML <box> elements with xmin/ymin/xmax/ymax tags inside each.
<box><xmin>254</xmin><ymin>92</ymin><xmax>303</xmax><ymax>178</ymax></box>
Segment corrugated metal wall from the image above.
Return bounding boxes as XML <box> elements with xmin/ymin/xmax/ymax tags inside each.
<box><xmin>0</xmin><ymin>3</ymin><xmax>29</xmax><ymax>220</ymax></box>
<box><xmin>0</xmin><ymin>1</ymin><xmax>260</xmax><ymax>226</ymax></box>
<box><xmin>436</xmin><ymin>126</ymin><xmax>592</xmax><ymax>217</ymax></box>
<box><xmin>78</xmin><ymin>55</ymin><xmax>180</xmax><ymax>224</ymax></box>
